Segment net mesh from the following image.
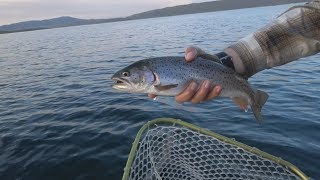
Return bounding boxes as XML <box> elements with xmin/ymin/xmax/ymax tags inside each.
<box><xmin>126</xmin><ymin>123</ymin><xmax>301</xmax><ymax>180</ymax></box>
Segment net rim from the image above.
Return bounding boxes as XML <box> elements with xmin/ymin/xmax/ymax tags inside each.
<box><xmin>122</xmin><ymin>118</ymin><xmax>309</xmax><ymax>180</ymax></box>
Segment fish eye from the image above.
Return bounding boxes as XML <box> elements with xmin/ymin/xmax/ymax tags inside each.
<box><xmin>122</xmin><ymin>72</ymin><xmax>129</xmax><ymax>77</ymax></box>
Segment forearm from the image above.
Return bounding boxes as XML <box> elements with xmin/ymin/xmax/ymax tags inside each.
<box><xmin>228</xmin><ymin>1</ymin><xmax>320</xmax><ymax>77</ymax></box>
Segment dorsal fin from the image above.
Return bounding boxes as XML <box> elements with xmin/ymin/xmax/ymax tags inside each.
<box><xmin>198</xmin><ymin>53</ymin><xmax>220</xmax><ymax>63</ymax></box>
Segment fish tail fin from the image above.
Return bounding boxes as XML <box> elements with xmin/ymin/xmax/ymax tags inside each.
<box><xmin>251</xmin><ymin>89</ymin><xmax>269</xmax><ymax>121</ymax></box>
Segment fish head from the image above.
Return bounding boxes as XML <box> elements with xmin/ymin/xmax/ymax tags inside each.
<box><xmin>111</xmin><ymin>61</ymin><xmax>155</xmax><ymax>93</ymax></box>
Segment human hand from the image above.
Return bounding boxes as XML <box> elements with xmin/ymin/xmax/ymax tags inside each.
<box><xmin>148</xmin><ymin>46</ymin><xmax>222</xmax><ymax>104</ymax></box>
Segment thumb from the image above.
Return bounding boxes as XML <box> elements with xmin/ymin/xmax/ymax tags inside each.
<box><xmin>185</xmin><ymin>46</ymin><xmax>206</xmax><ymax>62</ymax></box>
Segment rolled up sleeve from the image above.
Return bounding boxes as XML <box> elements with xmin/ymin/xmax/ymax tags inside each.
<box><xmin>229</xmin><ymin>1</ymin><xmax>320</xmax><ymax>77</ymax></box>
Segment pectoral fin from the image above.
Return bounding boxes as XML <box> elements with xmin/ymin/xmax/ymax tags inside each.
<box><xmin>154</xmin><ymin>84</ymin><xmax>178</xmax><ymax>91</ymax></box>
<box><xmin>231</xmin><ymin>97</ymin><xmax>249</xmax><ymax>111</ymax></box>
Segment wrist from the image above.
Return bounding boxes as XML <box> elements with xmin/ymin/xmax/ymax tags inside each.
<box><xmin>224</xmin><ymin>48</ymin><xmax>246</xmax><ymax>75</ymax></box>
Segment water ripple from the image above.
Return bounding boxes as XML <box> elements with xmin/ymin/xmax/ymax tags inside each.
<box><xmin>0</xmin><ymin>3</ymin><xmax>319</xmax><ymax>179</ymax></box>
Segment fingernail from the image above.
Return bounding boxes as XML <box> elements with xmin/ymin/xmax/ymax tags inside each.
<box><xmin>216</xmin><ymin>86</ymin><xmax>222</xmax><ymax>93</ymax></box>
<box><xmin>204</xmin><ymin>80</ymin><xmax>210</xmax><ymax>88</ymax></box>
<box><xmin>190</xmin><ymin>82</ymin><xmax>197</xmax><ymax>90</ymax></box>
<box><xmin>186</xmin><ymin>52</ymin><xmax>193</xmax><ymax>60</ymax></box>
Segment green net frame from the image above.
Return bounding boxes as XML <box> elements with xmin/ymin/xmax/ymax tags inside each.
<box><xmin>122</xmin><ymin>118</ymin><xmax>308</xmax><ymax>180</ymax></box>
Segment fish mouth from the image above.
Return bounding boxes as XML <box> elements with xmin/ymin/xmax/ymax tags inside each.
<box><xmin>111</xmin><ymin>77</ymin><xmax>131</xmax><ymax>89</ymax></box>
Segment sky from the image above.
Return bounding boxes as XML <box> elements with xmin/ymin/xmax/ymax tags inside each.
<box><xmin>0</xmin><ymin>0</ymin><xmax>214</xmax><ymax>25</ymax></box>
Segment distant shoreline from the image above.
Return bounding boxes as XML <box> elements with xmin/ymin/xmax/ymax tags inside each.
<box><xmin>0</xmin><ymin>0</ymin><xmax>306</xmax><ymax>34</ymax></box>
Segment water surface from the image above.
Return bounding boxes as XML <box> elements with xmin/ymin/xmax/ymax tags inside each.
<box><xmin>0</xmin><ymin>4</ymin><xmax>319</xmax><ymax>179</ymax></box>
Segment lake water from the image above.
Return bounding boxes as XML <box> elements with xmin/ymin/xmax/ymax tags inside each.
<box><xmin>1</xmin><ymin>3</ymin><xmax>319</xmax><ymax>179</ymax></box>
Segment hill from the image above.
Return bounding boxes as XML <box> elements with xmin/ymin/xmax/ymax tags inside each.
<box><xmin>127</xmin><ymin>0</ymin><xmax>306</xmax><ymax>20</ymax></box>
<box><xmin>0</xmin><ymin>0</ymin><xmax>307</xmax><ymax>34</ymax></box>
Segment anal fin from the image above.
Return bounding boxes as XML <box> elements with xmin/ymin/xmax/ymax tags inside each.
<box><xmin>231</xmin><ymin>97</ymin><xmax>249</xmax><ymax>112</ymax></box>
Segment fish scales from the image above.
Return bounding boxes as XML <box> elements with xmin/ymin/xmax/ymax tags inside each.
<box><xmin>111</xmin><ymin>56</ymin><xmax>269</xmax><ymax>121</ymax></box>
<box><xmin>148</xmin><ymin>57</ymin><xmax>251</xmax><ymax>98</ymax></box>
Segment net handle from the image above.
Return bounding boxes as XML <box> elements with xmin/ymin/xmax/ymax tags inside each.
<box><xmin>122</xmin><ymin>118</ymin><xmax>309</xmax><ymax>180</ymax></box>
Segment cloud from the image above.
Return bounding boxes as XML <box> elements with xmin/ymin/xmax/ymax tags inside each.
<box><xmin>0</xmin><ymin>0</ymin><xmax>197</xmax><ymax>25</ymax></box>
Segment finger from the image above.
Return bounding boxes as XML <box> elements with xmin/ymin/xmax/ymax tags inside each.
<box><xmin>148</xmin><ymin>94</ymin><xmax>157</xmax><ymax>99</ymax></box>
<box><xmin>191</xmin><ymin>80</ymin><xmax>210</xmax><ymax>104</ymax></box>
<box><xmin>175</xmin><ymin>82</ymin><xmax>198</xmax><ymax>103</ymax></box>
<box><xmin>185</xmin><ymin>47</ymin><xmax>198</xmax><ymax>62</ymax></box>
<box><xmin>205</xmin><ymin>85</ymin><xmax>222</xmax><ymax>100</ymax></box>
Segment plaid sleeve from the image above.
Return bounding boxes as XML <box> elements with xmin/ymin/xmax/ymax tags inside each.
<box><xmin>229</xmin><ymin>1</ymin><xmax>320</xmax><ymax>77</ymax></box>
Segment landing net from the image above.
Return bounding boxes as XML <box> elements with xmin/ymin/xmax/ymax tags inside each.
<box><xmin>122</xmin><ymin>118</ymin><xmax>308</xmax><ymax>180</ymax></box>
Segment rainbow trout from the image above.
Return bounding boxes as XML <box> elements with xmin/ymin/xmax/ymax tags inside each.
<box><xmin>111</xmin><ymin>56</ymin><xmax>268</xmax><ymax>120</ymax></box>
